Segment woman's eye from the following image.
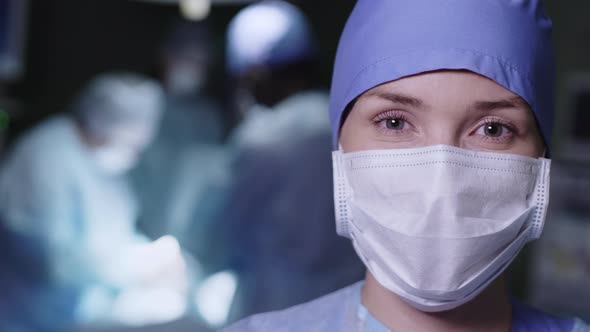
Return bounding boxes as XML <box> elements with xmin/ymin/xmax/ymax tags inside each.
<box><xmin>373</xmin><ymin>112</ymin><xmax>413</xmax><ymax>137</ymax></box>
<box><xmin>476</xmin><ymin>122</ymin><xmax>510</xmax><ymax>138</ymax></box>
<box><xmin>484</xmin><ymin>123</ymin><xmax>503</xmax><ymax>137</ymax></box>
<box><xmin>385</xmin><ymin>118</ymin><xmax>406</xmax><ymax>130</ymax></box>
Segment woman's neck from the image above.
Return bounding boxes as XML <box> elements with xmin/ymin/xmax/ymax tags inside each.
<box><xmin>361</xmin><ymin>272</ymin><xmax>512</xmax><ymax>332</ymax></box>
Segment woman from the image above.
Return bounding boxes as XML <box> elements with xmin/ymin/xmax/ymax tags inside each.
<box><xmin>223</xmin><ymin>0</ymin><xmax>589</xmax><ymax>331</ymax></box>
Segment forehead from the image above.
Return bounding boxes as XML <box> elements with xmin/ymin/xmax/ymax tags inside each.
<box><xmin>359</xmin><ymin>70</ymin><xmax>526</xmax><ymax>105</ymax></box>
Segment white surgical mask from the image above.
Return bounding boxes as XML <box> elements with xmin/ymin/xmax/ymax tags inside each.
<box><xmin>92</xmin><ymin>146</ymin><xmax>138</xmax><ymax>175</ymax></box>
<box><xmin>333</xmin><ymin>145</ymin><xmax>550</xmax><ymax>312</ymax></box>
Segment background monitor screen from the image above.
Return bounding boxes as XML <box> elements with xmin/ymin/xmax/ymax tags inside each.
<box><xmin>0</xmin><ymin>0</ymin><xmax>27</xmax><ymax>81</ymax></box>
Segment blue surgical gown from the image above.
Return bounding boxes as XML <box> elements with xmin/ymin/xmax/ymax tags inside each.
<box><xmin>131</xmin><ymin>95</ymin><xmax>229</xmax><ymax>274</ymax></box>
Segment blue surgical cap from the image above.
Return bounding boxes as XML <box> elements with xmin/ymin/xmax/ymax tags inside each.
<box><xmin>74</xmin><ymin>72</ymin><xmax>164</xmax><ymax>141</ymax></box>
<box><xmin>226</xmin><ymin>0</ymin><xmax>316</xmax><ymax>76</ymax></box>
<box><xmin>329</xmin><ymin>0</ymin><xmax>555</xmax><ymax>148</ymax></box>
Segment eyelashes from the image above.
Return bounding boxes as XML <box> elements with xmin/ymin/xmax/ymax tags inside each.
<box><xmin>372</xmin><ymin>110</ymin><xmax>413</xmax><ymax>136</ymax></box>
<box><xmin>473</xmin><ymin>116</ymin><xmax>518</xmax><ymax>143</ymax></box>
<box><xmin>479</xmin><ymin>116</ymin><xmax>516</xmax><ymax>132</ymax></box>
<box><xmin>370</xmin><ymin>110</ymin><xmax>520</xmax><ymax>143</ymax></box>
<box><xmin>372</xmin><ymin>110</ymin><xmax>408</xmax><ymax>123</ymax></box>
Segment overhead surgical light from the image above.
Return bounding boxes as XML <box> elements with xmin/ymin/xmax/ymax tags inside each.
<box><xmin>179</xmin><ymin>0</ymin><xmax>211</xmax><ymax>21</ymax></box>
<box><xmin>132</xmin><ymin>0</ymin><xmax>258</xmax><ymax>6</ymax></box>
<box><xmin>133</xmin><ymin>0</ymin><xmax>258</xmax><ymax>21</ymax></box>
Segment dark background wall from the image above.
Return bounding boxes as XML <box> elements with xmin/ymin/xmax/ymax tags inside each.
<box><xmin>1</xmin><ymin>0</ymin><xmax>356</xmax><ymax>144</ymax></box>
<box><xmin>544</xmin><ymin>1</ymin><xmax>590</xmax><ymax>152</ymax></box>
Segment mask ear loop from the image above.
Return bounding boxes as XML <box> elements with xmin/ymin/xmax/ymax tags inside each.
<box><xmin>334</xmin><ymin>99</ymin><xmax>357</xmax><ymax>237</ymax></box>
<box><xmin>333</xmin><ymin>145</ymin><xmax>352</xmax><ymax>238</ymax></box>
<box><xmin>529</xmin><ymin>157</ymin><xmax>551</xmax><ymax>240</ymax></box>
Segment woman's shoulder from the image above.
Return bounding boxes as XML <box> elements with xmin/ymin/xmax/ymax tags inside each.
<box><xmin>221</xmin><ymin>282</ymin><xmax>362</xmax><ymax>332</ymax></box>
<box><xmin>511</xmin><ymin>299</ymin><xmax>589</xmax><ymax>332</ymax></box>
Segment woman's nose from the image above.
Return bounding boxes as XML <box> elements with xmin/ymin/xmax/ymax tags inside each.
<box><xmin>423</xmin><ymin>128</ymin><xmax>462</xmax><ymax>148</ymax></box>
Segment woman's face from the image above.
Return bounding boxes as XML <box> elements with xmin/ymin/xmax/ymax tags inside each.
<box><xmin>339</xmin><ymin>70</ymin><xmax>545</xmax><ymax>157</ymax></box>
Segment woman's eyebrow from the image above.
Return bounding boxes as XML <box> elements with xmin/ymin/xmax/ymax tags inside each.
<box><xmin>364</xmin><ymin>90</ymin><xmax>424</xmax><ymax>108</ymax></box>
<box><xmin>473</xmin><ymin>96</ymin><xmax>528</xmax><ymax>112</ymax></box>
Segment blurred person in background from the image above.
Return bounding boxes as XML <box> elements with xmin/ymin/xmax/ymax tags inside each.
<box><xmin>220</xmin><ymin>0</ymin><xmax>365</xmax><ymax>323</ymax></box>
<box><xmin>131</xmin><ymin>20</ymin><xmax>230</xmax><ymax>280</ymax></box>
<box><xmin>0</xmin><ymin>73</ymin><xmax>189</xmax><ymax>330</ymax></box>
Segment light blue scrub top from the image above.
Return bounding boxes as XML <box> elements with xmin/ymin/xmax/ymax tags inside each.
<box><xmin>222</xmin><ymin>282</ymin><xmax>589</xmax><ymax>332</ymax></box>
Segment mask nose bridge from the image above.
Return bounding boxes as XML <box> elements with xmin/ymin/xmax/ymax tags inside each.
<box><xmin>421</xmin><ymin>156</ymin><xmax>453</xmax><ymax>219</ymax></box>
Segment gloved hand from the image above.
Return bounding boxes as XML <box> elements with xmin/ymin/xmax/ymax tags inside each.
<box><xmin>109</xmin><ymin>236</ymin><xmax>190</xmax><ymax>326</ymax></box>
<box><xmin>118</xmin><ymin>235</ymin><xmax>188</xmax><ymax>291</ymax></box>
